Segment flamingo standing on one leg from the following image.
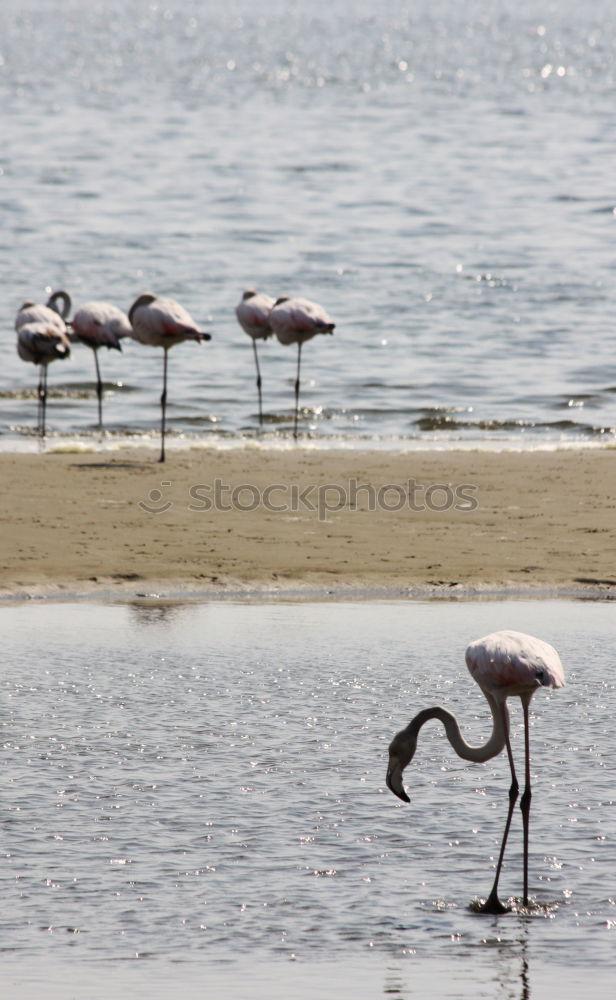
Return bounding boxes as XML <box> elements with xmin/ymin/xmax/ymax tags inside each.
<box><xmin>268</xmin><ymin>296</ymin><xmax>335</xmax><ymax>439</ymax></box>
<box><xmin>386</xmin><ymin>630</ymin><xmax>565</xmax><ymax>914</ymax></box>
<box><xmin>128</xmin><ymin>292</ymin><xmax>212</xmax><ymax>463</ymax></box>
<box><xmin>15</xmin><ymin>291</ymin><xmax>72</xmax><ymax>438</ymax></box>
<box><xmin>235</xmin><ymin>289</ymin><xmax>275</xmax><ymax>426</ymax></box>
<box><xmin>71</xmin><ymin>302</ymin><xmax>132</xmax><ymax>432</ymax></box>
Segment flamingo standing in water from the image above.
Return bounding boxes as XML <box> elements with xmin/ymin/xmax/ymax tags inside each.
<box><xmin>15</xmin><ymin>290</ymin><xmax>72</xmax><ymax>438</ymax></box>
<box><xmin>128</xmin><ymin>292</ymin><xmax>212</xmax><ymax>462</ymax></box>
<box><xmin>268</xmin><ymin>296</ymin><xmax>335</xmax><ymax>439</ymax></box>
<box><xmin>386</xmin><ymin>630</ymin><xmax>565</xmax><ymax>914</ymax></box>
<box><xmin>235</xmin><ymin>289</ymin><xmax>275</xmax><ymax>426</ymax></box>
<box><xmin>71</xmin><ymin>302</ymin><xmax>132</xmax><ymax>432</ymax></box>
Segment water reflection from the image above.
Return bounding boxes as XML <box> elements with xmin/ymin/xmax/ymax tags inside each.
<box><xmin>380</xmin><ymin>931</ymin><xmax>531</xmax><ymax>999</ymax></box>
<box><xmin>491</xmin><ymin>927</ymin><xmax>530</xmax><ymax>1000</ymax></box>
<box><xmin>125</xmin><ymin>596</ymin><xmax>199</xmax><ymax>626</ymax></box>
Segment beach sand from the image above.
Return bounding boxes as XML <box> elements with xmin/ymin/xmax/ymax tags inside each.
<box><xmin>1</xmin><ymin>446</ymin><xmax>614</xmax><ymax>599</ymax></box>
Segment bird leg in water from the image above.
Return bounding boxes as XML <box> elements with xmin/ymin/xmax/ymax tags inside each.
<box><xmin>93</xmin><ymin>349</ymin><xmax>104</xmax><ymax>432</ymax></box>
<box><xmin>252</xmin><ymin>339</ymin><xmax>263</xmax><ymax>426</ymax></box>
<box><xmin>159</xmin><ymin>348</ymin><xmax>168</xmax><ymax>463</ymax></box>
<box><xmin>38</xmin><ymin>365</ymin><xmax>48</xmax><ymax>440</ymax></box>
<box><xmin>36</xmin><ymin>366</ymin><xmax>44</xmax><ymax>438</ymax></box>
<box><xmin>480</xmin><ymin>706</ymin><xmax>518</xmax><ymax>914</ymax></box>
<box><xmin>521</xmin><ymin>695</ymin><xmax>532</xmax><ymax>906</ymax></box>
<box><xmin>293</xmin><ymin>342</ymin><xmax>302</xmax><ymax>440</ymax></box>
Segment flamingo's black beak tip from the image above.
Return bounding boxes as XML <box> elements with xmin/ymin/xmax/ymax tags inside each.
<box><xmin>386</xmin><ymin>767</ymin><xmax>410</xmax><ymax>803</ymax></box>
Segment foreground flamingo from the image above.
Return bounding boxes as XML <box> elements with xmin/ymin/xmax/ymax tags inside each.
<box><xmin>268</xmin><ymin>296</ymin><xmax>335</xmax><ymax>439</ymax></box>
<box><xmin>235</xmin><ymin>289</ymin><xmax>275</xmax><ymax>426</ymax></box>
<box><xmin>71</xmin><ymin>302</ymin><xmax>132</xmax><ymax>431</ymax></box>
<box><xmin>386</xmin><ymin>630</ymin><xmax>565</xmax><ymax>913</ymax></box>
<box><xmin>15</xmin><ymin>290</ymin><xmax>72</xmax><ymax>438</ymax></box>
<box><xmin>128</xmin><ymin>292</ymin><xmax>212</xmax><ymax>462</ymax></box>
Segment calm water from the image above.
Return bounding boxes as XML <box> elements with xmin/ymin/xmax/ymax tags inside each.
<box><xmin>1</xmin><ymin>598</ymin><xmax>614</xmax><ymax>998</ymax></box>
<box><xmin>1</xmin><ymin>0</ymin><xmax>616</xmax><ymax>452</ymax></box>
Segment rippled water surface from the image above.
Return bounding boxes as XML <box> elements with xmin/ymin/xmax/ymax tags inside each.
<box><xmin>1</xmin><ymin>0</ymin><xmax>616</xmax><ymax>451</ymax></box>
<box><xmin>1</xmin><ymin>598</ymin><xmax>614</xmax><ymax>997</ymax></box>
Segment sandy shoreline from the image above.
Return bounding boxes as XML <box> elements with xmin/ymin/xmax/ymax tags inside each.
<box><xmin>0</xmin><ymin>446</ymin><xmax>614</xmax><ymax>599</ymax></box>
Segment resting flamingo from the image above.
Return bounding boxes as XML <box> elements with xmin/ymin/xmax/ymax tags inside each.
<box><xmin>235</xmin><ymin>289</ymin><xmax>275</xmax><ymax>426</ymax></box>
<box><xmin>268</xmin><ymin>296</ymin><xmax>335</xmax><ymax>439</ymax></box>
<box><xmin>128</xmin><ymin>292</ymin><xmax>212</xmax><ymax>462</ymax></box>
<box><xmin>15</xmin><ymin>290</ymin><xmax>72</xmax><ymax>438</ymax></box>
<box><xmin>386</xmin><ymin>630</ymin><xmax>565</xmax><ymax>914</ymax></box>
<box><xmin>71</xmin><ymin>301</ymin><xmax>132</xmax><ymax>431</ymax></box>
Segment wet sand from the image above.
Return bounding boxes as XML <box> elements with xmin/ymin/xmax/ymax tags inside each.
<box><xmin>0</xmin><ymin>446</ymin><xmax>614</xmax><ymax>598</ymax></box>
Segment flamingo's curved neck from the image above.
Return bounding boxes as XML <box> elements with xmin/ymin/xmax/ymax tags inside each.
<box><xmin>405</xmin><ymin>693</ymin><xmax>508</xmax><ymax>764</ymax></box>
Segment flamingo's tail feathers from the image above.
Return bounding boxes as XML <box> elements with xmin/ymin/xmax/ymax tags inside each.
<box><xmin>177</xmin><ymin>326</ymin><xmax>212</xmax><ymax>342</ymax></box>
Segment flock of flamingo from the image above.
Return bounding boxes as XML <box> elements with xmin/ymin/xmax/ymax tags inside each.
<box><xmin>16</xmin><ymin>290</ymin><xmax>568</xmax><ymax>915</ymax></box>
<box><xmin>14</xmin><ymin>287</ymin><xmax>335</xmax><ymax>461</ymax></box>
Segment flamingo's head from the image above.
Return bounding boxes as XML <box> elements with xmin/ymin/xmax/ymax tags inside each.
<box><xmin>385</xmin><ymin>728</ymin><xmax>414</xmax><ymax>803</ymax></box>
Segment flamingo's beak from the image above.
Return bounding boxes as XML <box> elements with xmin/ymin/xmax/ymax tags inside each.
<box><xmin>386</xmin><ymin>764</ymin><xmax>410</xmax><ymax>803</ymax></box>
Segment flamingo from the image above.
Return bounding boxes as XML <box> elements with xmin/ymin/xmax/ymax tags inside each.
<box><xmin>71</xmin><ymin>302</ymin><xmax>132</xmax><ymax>431</ymax></box>
<box><xmin>235</xmin><ymin>289</ymin><xmax>275</xmax><ymax>426</ymax></box>
<box><xmin>386</xmin><ymin>630</ymin><xmax>565</xmax><ymax>914</ymax></box>
<box><xmin>268</xmin><ymin>296</ymin><xmax>335</xmax><ymax>439</ymax></box>
<box><xmin>15</xmin><ymin>290</ymin><xmax>72</xmax><ymax>438</ymax></box>
<box><xmin>16</xmin><ymin>289</ymin><xmax>71</xmax><ymax>331</ymax></box>
<box><xmin>128</xmin><ymin>292</ymin><xmax>212</xmax><ymax>463</ymax></box>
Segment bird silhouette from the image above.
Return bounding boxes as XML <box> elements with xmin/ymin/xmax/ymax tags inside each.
<box><xmin>386</xmin><ymin>630</ymin><xmax>565</xmax><ymax>913</ymax></box>
<box><xmin>235</xmin><ymin>289</ymin><xmax>275</xmax><ymax>426</ymax></box>
<box><xmin>15</xmin><ymin>290</ymin><xmax>72</xmax><ymax>438</ymax></box>
<box><xmin>71</xmin><ymin>301</ymin><xmax>132</xmax><ymax>432</ymax></box>
<box><xmin>268</xmin><ymin>296</ymin><xmax>335</xmax><ymax>439</ymax></box>
<box><xmin>128</xmin><ymin>292</ymin><xmax>212</xmax><ymax>462</ymax></box>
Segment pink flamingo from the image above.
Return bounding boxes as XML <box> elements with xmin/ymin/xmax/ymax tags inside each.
<box><xmin>268</xmin><ymin>296</ymin><xmax>335</xmax><ymax>439</ymax></box>
<box><xmin>15</xmin><ymin>290</ymin><xmax>72</xmax><ymax>438</ymax></box>
<box><xmin>235</xmin><ymin>289</ymin><xmax>275</xmax><ymax>426</ymax></box>
<box><xmin>71</xmin><ymin>301</ymin><xmax>132</xmax><ymax>431</ymax></box>
<box><xmin>128</xmin><ymin>292</ymin><xmax>212</xmax><ymax>462</ymax></box>
<box><xmin>386</xmin><ymin>630</ymin><xmax>565</xmax><ymax>913</ymax></box>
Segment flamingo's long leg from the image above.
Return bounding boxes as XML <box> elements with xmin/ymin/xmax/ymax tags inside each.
<box><xmin>159</xmin><ymin>348</ymin><xmax>168</xmax><ymax>463</ymax></box>
<box><xmin>36</xmin><ymin>366</ymin><xmax>44</xmax><ymax>437</ymax></box>
<box><xmin>520</xmin><ymin>694</ymin><xmax>532</xmax><ymax>906</ymax></box>
<box><xmin>40</xmin><ymin>365</ymin><xmax>48</xmax><ymax>440</ymax></box>
<box><xmin>480</xmin><ymin>703</ymin><xmax>518</xmax><ymax>914</ymax></box>
<box><xmin>252</xmin><ymin>339</ymin><xmax>263</xmax><ymax>426</ymax></box>
<box><xmin>93</xmin><ymin>348</ymin><xmax>104</xmax><ymax>432</ymax></box>
<box><xmin>293</xmin><ymin>342</ymin><xmax>302</xmax><ymax>440</ymax></box>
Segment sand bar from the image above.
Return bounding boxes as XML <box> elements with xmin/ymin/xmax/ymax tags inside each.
<box><xmin>0</xmin><ymin>446</ymin><xmax>614</xmax><ymax>599</ymax></box>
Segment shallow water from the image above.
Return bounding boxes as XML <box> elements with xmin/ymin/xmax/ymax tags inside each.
<box><xmin>1</xmin><ymin>0</ymin><xmax>616</xmax><ymax>451</ymax></box>
<box><xmin>1</xmin><ymin>597</ymin><xmax>614</xmax><ymax>997</ymax></box>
